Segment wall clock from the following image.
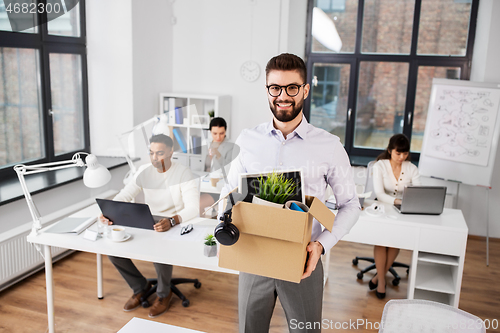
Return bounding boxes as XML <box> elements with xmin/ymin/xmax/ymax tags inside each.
<box><xmin>240</xmin><ymin>60</ymin><xmax>260</xmax><ymax>82</ymax></box>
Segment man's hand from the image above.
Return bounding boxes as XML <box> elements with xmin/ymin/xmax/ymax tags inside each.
<box><xmin>154</xmin><ymin>218</ymin><xmax>171</xmax><ymax>232</ymax></box>
<box><xmin>99</xmin><ymin>214</ymin><xmax>113</xmax><ymax>225</ymax></box>
<box><xmin>301</xmin><ymin>241</ymin><xmax>324</xmax><ymax>280</ymax></box>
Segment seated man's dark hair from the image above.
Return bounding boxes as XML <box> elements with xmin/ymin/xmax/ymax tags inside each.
<box><xmin>150</xmin><ymin>134</ymin><xmax>173</xmax><ymax>148</ymax></box>
<box><xmin>209</xmin><ymin>117</ymin><xmax>227</xmax><ymax>130</ymax></box>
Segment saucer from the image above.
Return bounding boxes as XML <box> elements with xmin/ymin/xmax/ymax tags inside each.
<box><xmin>107</xmin><ymin>233</ymin><xmax>131</xmax><ymax>242</ymax></box>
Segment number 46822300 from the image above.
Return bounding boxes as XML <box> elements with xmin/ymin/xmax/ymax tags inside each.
<box><xmin>6</xmin><ymin>2</ymin><xmax>62</xmax><ymax>14</ymax></box>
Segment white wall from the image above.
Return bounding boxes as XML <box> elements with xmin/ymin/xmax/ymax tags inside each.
<box><xmin>87</xmin><ymin>0</ymin><xmax>134</xmax><ymax>156</ymax></box>
<box><xmin>462</xmin><ymin>0</ymin><xmax>500</xmax><ymax>238</ymax></box>
<box><xmin>171</xmin><ymin>0</ymin><xmax>308</xmax><ymax>140</ymax></box>
<box><xmin>132</xmin><ymin>0</ymin><xmax>174</xmax><ymax>126</ymax></box>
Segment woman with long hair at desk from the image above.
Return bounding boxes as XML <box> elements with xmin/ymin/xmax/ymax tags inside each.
<box><xmin>370</xmin><ymin>133</ymin><xmax>420</xmax><ymax>298</ymax></box>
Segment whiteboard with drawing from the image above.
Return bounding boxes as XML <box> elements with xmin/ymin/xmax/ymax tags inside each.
<box><xmin>419</xmin><ymin>79</ymin><xmax>500</xmax><ymax>187</ymax></box>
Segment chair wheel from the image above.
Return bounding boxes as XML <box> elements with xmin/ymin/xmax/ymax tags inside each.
<box><xmin>352</xmin><ymin>258</ymin><xmax>358</xmax><ymax>265</ymax></box>
<box><xmin>194</xmin><ymin>281</ymin><xmax>202</xmax><ymax>289</ymax></box>
<box><xmin>406</xmin><ymin>268</ymin><xmax>410</xmax><ymax>275</ymax></box>
<box><xmin>392</xmin><ymin>278</ymin><xmax>400</xmax><ymax>286</ymax></box>
<box><xmin>357</xmin><ymin>272</ymin><xmax>363</xmax><ymax>280</ymax></box>
<box><xmin>182</xmin><ymin>299</ymin><xmax>190</xmax><ymax>307</ymax></box>
<box><xmin>142</xmin><ymin>300</ymin><xmax>150</xmax><ymax>308</ymax></box>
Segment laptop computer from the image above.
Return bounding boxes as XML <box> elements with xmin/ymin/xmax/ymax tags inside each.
<box><xmin>394</xmin><ymin>186</ymin><xmax>447</xmax><ymax>215</ymax></box>
<box><xmin>96</xmin><ymin>198</ymin><xmax>165</xmax><ymax>230</ymax></box>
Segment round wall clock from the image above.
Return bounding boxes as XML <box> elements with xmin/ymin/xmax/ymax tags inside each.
<box><xmin>240</xmin><ymin>60</ymin><xmax>260</xmax><ymax>82</ymax></box>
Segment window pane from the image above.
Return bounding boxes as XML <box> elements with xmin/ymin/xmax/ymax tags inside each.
<box><xmin>312</xmin><ymin>0</ymin><xmax>357</xmax><ymax>53</ymax></box>
<box><xmin>49</xmin><ymin>53</ymin><xmax>84</xmax><ymax>155</ymax></box>
<box><xmin>47</xmin><ymin>1</ymin><xmax>80</xmax><ymax>37</ymax></box>
<box><xmin>362</xmin><ymin>0</ymin><xmax>415</xmax><ymax>54</ymax></box>
<box><xmin>355</xmin><ymin>62</ymin><xmax>409</xmax><ymax>148</ymax></box>
<box><xmin>418</xmin><ymin>0</ymin><xmax>471</xmax><ymax>56</ymax></box>
<box><xmin>411</xmin><ymin>66</ymin><xmax>461</xmax><ymax>152</ymax></box>
<box><xmin>310</xmin><ymin>63</ymin><xmax>350</xmax><ymax>143</ymax></box>
<box><xmin>0</xmin><ymin>0</ymin><xmax>37</xmax><ymax>33</ymax></box>
<box><xmin>0</xmin><ymin>48</ymin><xmax>44</xmax><ymax>167</ymax></box>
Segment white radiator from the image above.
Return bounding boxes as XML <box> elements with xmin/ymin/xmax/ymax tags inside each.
<box><xmin>0</xmin><ymin>231</ymin><xmax>69</xmax><ymax>291</ymax></box>
<box><xmin>0</xmin><ymin>189</ymin><xmax>118</xmax><ymax>292</ymax></box>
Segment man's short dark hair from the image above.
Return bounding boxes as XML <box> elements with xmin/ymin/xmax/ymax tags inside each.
<box><xmin>150</xmin><ymin>134</ymin><xmax>173</xmax><ymax>148</ymax></box>
<box><xmin>209</xmin><ymin>117</ymin><xmax>227</xmax><ymax>130</ymax></box>
<box><xmin>265</xmin><ymin>53</ymin><xmax>307</xmax><ymax>83</ymax></box>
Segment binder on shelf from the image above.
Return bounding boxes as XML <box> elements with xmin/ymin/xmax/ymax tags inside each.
<box><xmin>191</xmin><ymin>135</ymin><xmax>202</xmax><ymax>154</ymax></box>
<box><xmin>168</xmin><ymin>98</ymin><xmax>176</xmax><ymax>124</ymax></box>
<box><xmin>172</xmin><ymin>128</ymin><xmax>188</xmax><ymax>153</ymax></box>
<box><xmin>175</xmin><ymin>107</ymin><xmax>184</xmax><ymax>124</ymax></box>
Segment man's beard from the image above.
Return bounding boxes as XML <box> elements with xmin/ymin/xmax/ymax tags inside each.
<box><xmin>269</xmin><ymin>98</ymin><xmax>303</xmax><ymax>123</ymax></box>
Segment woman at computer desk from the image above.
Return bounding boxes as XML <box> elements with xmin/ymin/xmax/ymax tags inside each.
<box><xmin>370</xmin><ymin>133</ymin><xmax>421</xmax><ymax>299</ymax></box>
<box><xmin>199</xmin><ymin>117</ymin><xmax>237</xmax><ymax>216</ymax></box>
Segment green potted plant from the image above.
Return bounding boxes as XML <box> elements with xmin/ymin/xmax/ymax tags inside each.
<box><xmin>204</xmin><ymin>234</ymin><xmax>217</xmax><ymax>257</ymax></box>
<box><xmin>252</xmin><ymin>171</ymin><xmax>298</xmax><ymax>208</ymax></box>
<box><xmin>208</xmin><ymin>110</ymin><xmax>215</xmax><ymax>119</ymax></box>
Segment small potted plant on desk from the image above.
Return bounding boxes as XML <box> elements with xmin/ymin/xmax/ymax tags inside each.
<box><xmin>204</xmin><ymin>234</ymin><xmax>217</xmax><ymax>257</ymax></box>
<box><xmin>252</xmin><ymin>171</ymin><xmax>297</xmax><ymax>208</ymax></box>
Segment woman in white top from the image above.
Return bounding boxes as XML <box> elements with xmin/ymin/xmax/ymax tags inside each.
<box><xmin>200</xmin><ymin>117</ymin><xmax>238</xmax><ymax>216</ymax></box>
<box><xmin>370</xmin><ymin>134</ymin><xmax>420</xmax><ymax>299</ymax></box>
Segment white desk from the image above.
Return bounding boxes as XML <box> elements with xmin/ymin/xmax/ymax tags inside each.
<box><xmin>28</xmin><ymin>201</ymin><xmax>468</xmax><ymax>332</ymax></box>
<box><xmin>27</xmin><ymin>204</ymin><xmax>235</xmax><ymax>333</ymax></box>
<box><xmin>341</xmin><ymin>201</ymin><xmax>468</xmax><ymax>308</ymax></box>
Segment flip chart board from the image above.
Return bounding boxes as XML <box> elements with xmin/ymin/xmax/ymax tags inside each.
<box><xmin>419</xmin><ymin>79</ymin><xmax>500</xmax><ymax>187</ymax></box>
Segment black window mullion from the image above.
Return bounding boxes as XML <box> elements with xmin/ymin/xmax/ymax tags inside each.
<box><xmin>355</xmin><ymin>0</ymin><xmax>365</xmax><ymax>55</ymax></box>
<box><xmin>40</xmin><ymin>45</ymin><xmax>54</xmax><ymax>163</ymax></box>
<box><xmin>409</xmin><ymin>0</ymin><xmax>422</xmax><ymax>56</ymax></box>
<box><xmin>403</xmin><ymin>59</ymin><xmax>419</xmax><ymax>142</ymax></box>
<box><xmin>343</xmin><ymin>58</ymin><xmax>358</xmax><ymax>152</ymax></box>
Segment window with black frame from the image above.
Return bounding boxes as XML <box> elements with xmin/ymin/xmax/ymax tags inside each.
<box><xmin>305</xmin><ymin>0</ymin><xmax>478</xmax><ymax>163</ymax></box>
<box><xmin>0</xmin><ymin>0</ymin><xmax>88</xmax><ymax>179</ymax></box>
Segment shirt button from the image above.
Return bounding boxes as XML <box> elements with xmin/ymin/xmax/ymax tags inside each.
<box><xmin>279</xmin><ymin>162</ymin><xmax>283</xmax><ymax>166</ymax></box>
<box><xmin>282</xmin><ymin>142</ymin><xmax>285</xmax><ymax>145</ymax></box>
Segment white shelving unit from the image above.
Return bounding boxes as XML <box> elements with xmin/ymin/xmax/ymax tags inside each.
<box><xmin>412</xmin><ymin>251</ymin><xmax>462</xmax><ymax>306</ymax></box>
<box><xmin>159</xmin><ymin>93</ymin><xmax>231</xmax><ymax>171</ymax></box>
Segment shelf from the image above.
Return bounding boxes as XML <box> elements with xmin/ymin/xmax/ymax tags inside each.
<box><xmin>169</xmin><ymin>124</ymin><xmax>189</xmax><ymax>128</ymax></box>
<box><xmin>413</xmin><ymin>289</ymin><xmax>452</xmax><ymax>305</ymax></box>
<box><xmin>418</xmin><ymin>252</ymin><xmax>459</xmax><ymax>266</ymax></box>
<box><xmin>415</xmin><ymin>262</ymin><xmax>456</xmax><ymax>294</ymax></box>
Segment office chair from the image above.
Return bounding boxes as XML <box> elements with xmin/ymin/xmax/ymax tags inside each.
<box><xmin>353</xmin><ymin>160</ymin><xmax>410</xmax><ymax>286</ymax></box>
<box><xmin>378</xmin><ymin>299</ymin><xmax>486</xmax><ymax>333</ymax></box>
<box><xmin>140</xmin><ymin>278</ymin><xmax>201</xmax><ymax>308</ymax></box>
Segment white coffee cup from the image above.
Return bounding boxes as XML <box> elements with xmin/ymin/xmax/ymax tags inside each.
<box><xmin>110</xmin><ymin>226</ymin><xmax>126</xmax><ymax>241</ymax></box>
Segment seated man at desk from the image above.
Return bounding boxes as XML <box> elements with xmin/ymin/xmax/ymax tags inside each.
<box><xmin>99</xmin><ymin>134</ymin><xmax>199</xmax><ymax>318</ymax></box>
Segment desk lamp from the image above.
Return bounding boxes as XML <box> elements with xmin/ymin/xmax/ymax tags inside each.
<box><xmin>14</xmin><ymin>153</ymin><xmax>111</xmax><ymax>238</ymax></box>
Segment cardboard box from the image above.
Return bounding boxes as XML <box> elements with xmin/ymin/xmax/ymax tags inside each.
<box><xmin>218</xmin><ymin>196</ymin><xmax>335</xmax><ymax>283</ymax></box>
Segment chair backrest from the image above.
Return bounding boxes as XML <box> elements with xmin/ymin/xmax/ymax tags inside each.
<box><xmin>379</xmin><ymin>299</ymin><xmax>486</xmax><ymax>333</ymax></box>
<box><xmin>364</xmin><ymin>160</ymin><xmax>377</xmax><ymax>201</ymax></box>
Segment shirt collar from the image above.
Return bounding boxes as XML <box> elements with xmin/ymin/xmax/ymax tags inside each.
<box><xmin>266</xmin><ymin>114</ymin><xmax>309</xmax><ymax>140</ymax></box>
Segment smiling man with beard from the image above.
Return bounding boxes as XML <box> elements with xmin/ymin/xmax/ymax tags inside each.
<box><xmin>220</xmin><ymin>53</ymin><xmax>360</xmax><ymax>332</ymax></box>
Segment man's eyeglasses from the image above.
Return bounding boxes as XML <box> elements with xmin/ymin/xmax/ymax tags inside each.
<box><xmin>266</xmin><ymin>83</ymin><xmax>306</xmax><ymax>97</ymax></box>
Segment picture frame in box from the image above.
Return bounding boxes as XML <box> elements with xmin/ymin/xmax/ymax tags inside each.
<box><xmin>192</xmin><ymin>114</ymin><xmax>210</xmax><ymax>127</ymax></box>
<box><xmin>238</xmin><ymin>169</ymin><xmax>305</xmax><ymax>204</ymax></box>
